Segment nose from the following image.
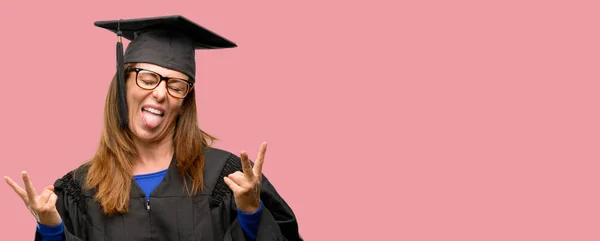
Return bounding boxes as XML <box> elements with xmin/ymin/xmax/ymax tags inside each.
<box><xmin>151</xmin><ymin>80</ymin><xmax>168</xmax><ymax>102</ymax></box>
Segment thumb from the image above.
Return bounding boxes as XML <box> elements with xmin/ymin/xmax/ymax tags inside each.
<box><xmin>44</xmin><ymin>185</ymin><xmax>55</xmax><ymax>192</ymax></box>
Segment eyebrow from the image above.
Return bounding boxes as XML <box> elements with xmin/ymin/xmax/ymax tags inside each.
<box><xmin>136</xmin><ymin>66</ymin><xmax>189</xmax><ymax>80</ymax></box>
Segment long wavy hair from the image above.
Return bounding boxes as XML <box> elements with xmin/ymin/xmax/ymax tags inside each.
<box><xmin>82</xmin><ymin>64</ymin><xmax>216</xmax><ymax>215</ymax></box>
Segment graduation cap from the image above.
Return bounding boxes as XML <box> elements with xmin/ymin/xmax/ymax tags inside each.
<box><xmin>94</xmin><ymin>15</ymin><xmax>237</xmax><ymax>129</ymax></box>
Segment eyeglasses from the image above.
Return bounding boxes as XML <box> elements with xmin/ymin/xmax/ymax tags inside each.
<box><xmin>126</xmin><ymin>68</ymin><xmax>194</xmax><ymax>99</ymax></box>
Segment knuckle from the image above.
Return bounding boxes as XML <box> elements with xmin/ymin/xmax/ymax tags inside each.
<box><xmin>31</xmin><ymin>206</ymin><xmax>41</xmax><ymax>213</ymax></box>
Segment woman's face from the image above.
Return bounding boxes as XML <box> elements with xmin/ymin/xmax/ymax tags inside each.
<box><xmin>126</xmin><ymin>63</ymin><xmax>188</xmax><ymax>143</ymax></box>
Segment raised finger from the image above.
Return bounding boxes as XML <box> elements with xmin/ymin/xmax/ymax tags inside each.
<box><xmin>4</xmin><ymin>176</ymin><xmax>28</xmax><ymax>201</ymax></box>
<box><xmin>223</xmin><ymin>176</ymin><xmax>243</xmax><ymax>193</ymax></box>
<box><xmin>253</xmin><ymin>142</ymin><xmax>268</xmax><ymax>176</ymax></box>
<box><xmin>239</xmin><ymin>151</ymin><xmax>253</xmax><ymax>177</ymax></box>
<box><xmin>21</xmin><ymin>171</ymin><xmax>39</xmax><ymax>204</ymax></box>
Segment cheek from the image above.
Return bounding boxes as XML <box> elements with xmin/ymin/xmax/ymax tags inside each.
<box><xmin>126</xmin><ymin>81</ymin><xmax>146</xmax><ymax>108</ymax></box>
<box><xmin>169</xmin><ymin>101</ymin><xmax>183</xmax><ymax>117</ymax></box>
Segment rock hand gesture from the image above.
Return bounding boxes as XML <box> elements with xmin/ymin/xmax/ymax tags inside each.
<box><xmin>4</xmin><ymin>171</ymin><xmax>62</xmax><ymax>226</ymax></box>
<box><xmin>223</xmin><ymin>142</ymin><xmax>267</xmax><ymax>214</ymax></box>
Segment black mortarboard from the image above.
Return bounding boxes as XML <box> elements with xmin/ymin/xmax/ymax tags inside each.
<box><xmin>94</xmin><ymin>15</ymin><xmax>237</xmax><ymax>128</ymax></box>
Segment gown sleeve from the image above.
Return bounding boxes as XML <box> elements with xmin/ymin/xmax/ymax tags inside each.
<box><xmin>34</xmin><ymin>171</ymin><xmax>87</xmax><ymax>241</ymax></box>
<box><xmin>215</xmin><ymin>154</ymin><xmax>303</xmax><ymax>241</ymax></box>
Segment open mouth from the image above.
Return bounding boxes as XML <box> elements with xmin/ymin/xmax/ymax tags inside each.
<box><xmin>140</xmin><ymin>106</ymin><xmax>166</xmax><ymax>129</ymax></box>
<box><xmin>142</xmin><ymin>107</ymin><xmax>165</xmax><ymax>116</ymax></box>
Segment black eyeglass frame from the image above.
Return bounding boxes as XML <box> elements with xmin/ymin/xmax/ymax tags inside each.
<box><xmin>125</xmin><ymin>67</ymin><xmax>194</xmax><ymax>99</ymax></box>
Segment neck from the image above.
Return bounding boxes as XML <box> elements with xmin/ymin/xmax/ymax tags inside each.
<box><xmin>132</xmin><ymin>133</ymin><xmax>174</xmax><ymax>175</ymax></box>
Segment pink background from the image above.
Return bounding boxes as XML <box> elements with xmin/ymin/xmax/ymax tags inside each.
<box><xmin>1</xmin><ymin>0</ymin><xmax>599</xmax><ymax>240</ymax></box>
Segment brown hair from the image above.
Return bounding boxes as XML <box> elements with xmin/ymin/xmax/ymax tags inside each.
<box><xmin>82</xmin><ymin>64</ymin><xmax>216</xmax><ymax>215</ymax></box>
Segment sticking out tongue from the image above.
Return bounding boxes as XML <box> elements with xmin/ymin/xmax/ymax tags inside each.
<box><xmin>142</xmin><ymin>110</ymin><xmax>163</xmax><ymax>129</ymax></box>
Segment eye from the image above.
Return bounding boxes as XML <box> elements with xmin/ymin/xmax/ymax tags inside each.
<box><xmin>168</xmin><ymin>80</ymin><xmax>188</xmax><ymax>94</ymax></box>
<box><xmin>137</xmin><ymin>71</ymin><xmax>159</xmax><ymax>86</ymax></box>
<box><xmin>169</xmin><ymin>86</ymin><xmax>182</xmax><ymax>92</ymax></box>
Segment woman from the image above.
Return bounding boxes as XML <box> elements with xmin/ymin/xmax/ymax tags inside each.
<box><xmin>3</xmin><ymin>15</ymin><xmax>301</xmax><ymax>241</ymax></box>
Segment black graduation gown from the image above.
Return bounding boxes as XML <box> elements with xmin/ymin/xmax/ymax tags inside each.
<box><xmin>34</xmin><ymin>147</ymin><xmax>302</xmax><ymax>241</ymax></box>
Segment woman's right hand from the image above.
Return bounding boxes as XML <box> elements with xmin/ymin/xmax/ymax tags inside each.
<box><xmin>4</xmin><ymin>171</ymin><xmax>62</xmax><ymax>227</ymax></box>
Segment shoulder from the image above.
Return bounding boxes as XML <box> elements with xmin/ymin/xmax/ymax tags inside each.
<box><xmin>53</xmin><ymin>162</ymin><xmax>92</xmax><ymax>197</ymax></box>
<box><xmin>202</xmin><ymin>147</ymin><xmax>242</xmax><ymax>201</ymax></box>
<box><xmin>202</xmin><ymin>146</ymin><xmax>242</xmax><ymax>176</ymax></box>
<box><xmin>50</xmin><ymin>162</ymin><xmax>92</xmax><ymax>216</ymax></box>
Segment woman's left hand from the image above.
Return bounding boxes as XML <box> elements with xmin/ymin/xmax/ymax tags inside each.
<box><xmin>223</xmin><ymin>142</ymin><xmax>267</xmax><ymax>214</ymax></box>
